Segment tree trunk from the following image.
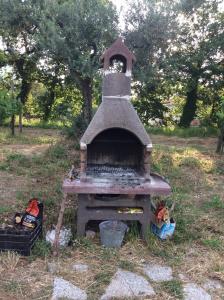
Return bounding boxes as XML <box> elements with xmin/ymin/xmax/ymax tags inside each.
<box><xmin>179</xmin><ymin>77</ymin><xmax>199</xmax><ymax>128</ymax></box>
<box><xmin>81</xmin><ymin>78</ymin><xmax>92</xmax><ymax>125</ymax></box>
<box><xmin>19</xmin><ymin>109</ymin><xmax>23</xmax><ymax>133</ymax></box>
<box><xmin>17</xmin><ymin>80</ymin><xmax>32</xmax><ymax>132</ymax></box>
<box><xmin>216</xmin><ymin>129</ymin><xmax>224</xmax><ymax>154</ymax></box>
<box><xmin>43</xmin><ymin>90</ymin><xmax>55</xmax><ymax>121</ymax></box>
<box><xmin>11</xmin><ymin>114</ymin><xmax>15</xmax><ymax>136</ymax></box>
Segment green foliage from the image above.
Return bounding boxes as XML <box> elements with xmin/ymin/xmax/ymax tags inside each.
<box><xmin>216</xmin><ymin>98</ymin><xmax>224</xmax><ymax>153</ymax></box>
<box><xmin>0</xmin><ymin>90</ymin><xmax>10</xmax><ymax>124</ymax></box>
<box><xmin>125</xmin><ymin>221</ymin><xmax>140</xmax><ymax>240</ymax></box>
<box><xmin>0</xmin><ymin>206</ymin><xmax>11</xmax><ymax>214</ymax></box>
<box><xmin>124</xmin><ymin>0</ymin><xmax>224</xmax><ymax>127</ymax></box>
<box><xmin>216</xmin><ymin>98</ymin><xmax>224</xmax><ymax>130</ymax></box>
<box><xmin>118</xmin><ymin>260</ymin><xmax>135</xmax><ymax>272</ymax></box>
<box><xmin>0</xmin><ymin>90</ymin><xmax>21</xmax><ymax>125</ymax></box>
<box><xmin>171</xmin><ymin>0</ymin><xmax>224</xmax><ymax>127</ymax></box>
<box><xmin>180</xmin><ymin>156</ymin><xmax>201</xmax><ymax>168</ymax></box>
<box><xmin>0</xmin><ymin>0</ymin><xmax>42</xmax><ymax>108</ymax></box>
<box><xmin>64</xmin><ymin>114</ymin><xmax>88</xmax><ymax>140</ymax></box>
<box><xmin>31</xmin><ymin>239</ymin><xmax>51</xmax><ymax>257</ymax></box>
<box><xmin>0</xmin><ymin>50</ymin><xmax>8</xmax><ymax>67</ymax></box>
<box><xmin>133</xmin><ymin>95</ymin><xmax>167</xmax><ymax>124</ymax></box>
<box><xmin>202</xmin><ymin>238</ymin><xmax>223</xmax><ymax>251</ymax></box>
<box><xmin>203</xmin><ymin>195</ymin><xmax>224</xmax><ymax>210</ymax></box>
<box><xmin>39</xmin><ymin>0</ymin><xmax>118</xmax><ymax>77</ymax></box>
<box><xmin>125</xmin><ymin>0</ymin><xmax>176</xmax><ymax>124</ymax></box>
<box><xmin>46</xmin><ymin>144</ymin><xmax>66</xmax><ymax>160</ymax></box>
<box><xmin>160</xmin><ymin>280</ymin><xmax>184</xmax><ymax>299</ymax></box>
<box><xmin>0</xmin><ymin>0</ymin><xmax>223</xmax><ymax>136</ymax></box>
<box><xmin>38</xmin><ymin>0</ymin><xmax>118</xmax><ymax>123</ymax></box>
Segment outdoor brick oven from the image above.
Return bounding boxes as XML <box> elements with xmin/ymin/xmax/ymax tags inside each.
<box><xmin>62</xmin><ymin>38</ymin><xmax>171</xmax><ymax>238</ymax></box>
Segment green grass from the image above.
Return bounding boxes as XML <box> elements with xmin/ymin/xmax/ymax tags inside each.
<box><xmin>203</xmin><ymin>195</ymin><xmax>224</xmax><ymax>210</ymax></box>
<box><xmin>179</xmin><ymin>156</ymin><xmax>201</xmax><ymax>168</ymax></box>
<box><xmin>160</xmin><ymin>279</ymin><xmax>184</xmax><ymax>299</ymax></box>
<box><xmin>2</xmin><ymin>280</ymin><xmax>25</xmax><ymax>294</ymax></box>
<box><xmin>31</xmin><ymin>239</ymin><xmax>51</xmax><ymax>258</ymax></box>
<box><xmin>125</xmin><ymin>221</ymin><xmax>140</xmax><ymax>240</ymax></box>
<box><xmin>2</xmin><ymin>117</ymin><xmax>65</xmax><ymax>129</ymax></box>
<box><xmin>46</xmin><ymin>144</ymin><xmax>67</xmax><ymax>160</ymax></box>
<box><xmin>202</xmin><ymin>238</ymin><xmax>224</xmax><ymax>251</ymax></box>
<box><xmin>0</xmin><ymin>206</ymin><xmax>11</xmax><ymax>214</ymax></box>
<box><xmin>0</xmin><ymin>128</ymin><xmax>59</xmax><ymax>145</ymax></box>
<box><xmin>88</xmin><ymin>270</ymin><xmax>114</xmax><ymax>299</ymax></box>
<box><xmin>118</xmin><ymin>260</ymin><xmax>135</xmax><ymax>272</ymax></box>
<box><xmin>22</xmin><ymin>119</ymin><xmax>65</xmax><ymax>129</ymax></box>
<box><xmin>147</xmin><ymin>126</ymin><xmax>218</xmax><ymax>138</ymax></box>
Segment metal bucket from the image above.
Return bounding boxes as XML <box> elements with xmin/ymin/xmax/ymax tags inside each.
<box><xmin>99</xmin><ymin>220</ymin><xmax>128</xmax><ymax>248</ymax></box>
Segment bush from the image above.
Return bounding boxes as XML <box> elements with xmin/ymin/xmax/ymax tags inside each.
<box><xmin>64</xmin><ymin>114</ymin><xmax>88</xmax><ymax>140</ymax></box>
<box><xmin>0</xmin><ymin>91</ymin><xmax>10</xmax><ymax>125</ymax></box>
<box><xmin>0</xmin><ymin>90</ymin><xmax>21</xmax><ymax>125</ymax></box>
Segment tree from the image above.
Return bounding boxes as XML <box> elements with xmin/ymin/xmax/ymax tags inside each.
<box><xmin>36</xmin><ymin>62</ymin><xmax>65</xmax><ymax>121</ymax></box>
<box><xmin>0</xmin><ymin>0</ymin><xmax>43</xmax><ymax>131</ymax></box>
<box><xmin>170</xmin><ymin>0</ymin><xmax>224</xmax><ymax>127</ymax></box>
<box><xmin>216</xmin><ymin>98</ymin><xmax>224</xmax><ymax>154</ymax></box>
<box><xmin>38</xmin><ymin>0</ymin><xmax>118</xmax><ymax>125</ymax></box>
<box><xmin>0</xmin><ymin>50</ymin><xmax>8</xmax><ymax>68</ymax></box>
<box><xmin>124</xmin><ymin>0</ymin><xmax>177</xmax><ymax>124</ymax></box>
<box><xmin>0</xmin><ymin>88</ymin><xmax>21</xmax><ymax>135</ymax></box>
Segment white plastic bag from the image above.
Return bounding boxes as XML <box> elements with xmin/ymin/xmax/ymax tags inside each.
<box><xmin>46</xmin><ymin>227</ymin><xmax>72</xmax><ymax>247</ymax></box>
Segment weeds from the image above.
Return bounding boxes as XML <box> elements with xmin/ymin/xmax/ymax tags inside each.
<box><xmin>203</xmin><ymin>195</ymin><xmax>224</xmax><ymax>210</ymax></box>
<box><xmin>179</xmin><ymin>156</ymin><xmax>201</xmax><ymax>168</ymax></box>
<box><xmin>118</xmin><ymin>260</ymin><xmax>135</xmax><ymax>272</ymax></box>
<box><xmin>125</xmin><ymin>221</ymin><xmax>140</xmax><ymax>240</ymax></box>
<box><xmin>31</xmin><ymin>240</ymin><xmax>51</xmax><ymax>257</ymax></box>
<box><xmin>160</xmin><ymin>279</ymin><xmax>184</xmax><ymax>299</ymax></box>
<box><xmin>0</xmin><ymin>251</ymin><xmax>20</xmax><ymax>271</ymax></box>
<box><xmin>202</xmin><ymin>238</ymin><xmax>223</xmax><ymax>251</ymax></box>
<box><xmin>46</xmin><ymin>144</ymin><xmax>66</xmax><ymax>160</ymax></box>
<box><xmin>0</xmin><ymin>206</ymin><xmax>11</xmax><ymax>214</ymax></box>
<box><xmin>2</xmin><ymin>280</ymin><xmax>25</xmax><ymax>295</ymax></box>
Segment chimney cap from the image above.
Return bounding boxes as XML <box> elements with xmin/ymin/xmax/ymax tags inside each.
<box><xmin>100</xmin><ymin>38</ymin><xmax>136</xmax><ymax>71</ymax></box>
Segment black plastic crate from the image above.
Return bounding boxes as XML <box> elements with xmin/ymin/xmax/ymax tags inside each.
<box><xmin>0</xmin><ymin>223</ymin><xmax>42</xmax><ymax>256</ymax></box>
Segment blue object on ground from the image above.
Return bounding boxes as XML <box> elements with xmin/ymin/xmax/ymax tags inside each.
<box><xmin>151</xmin><ymin>218</ymin><xmax>176</xmax><ymax>240</ymax></box>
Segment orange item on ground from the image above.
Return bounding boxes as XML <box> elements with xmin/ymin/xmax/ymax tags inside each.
<box><xmin>155</xmin><ymin>201</ymin><xmax>170</xmax><ymax>223</ymax></box>
<box><xmin>26</xmin><ymin>199</ymin><xmax>39</xmax><ymax>217</ymax></box>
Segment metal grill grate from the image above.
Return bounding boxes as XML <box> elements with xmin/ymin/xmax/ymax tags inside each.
<box><xmin>86</xmin><ymin>164</ymin><xmax>145</xmax><ymax>186</ymax></box>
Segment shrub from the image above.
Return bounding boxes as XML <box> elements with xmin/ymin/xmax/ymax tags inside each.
<box><xmin>64</xmin><ymin>114</ymin><xmax>88</xmax><ymax>140</ymax></box>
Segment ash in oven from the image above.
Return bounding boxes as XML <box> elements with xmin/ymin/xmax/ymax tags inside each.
<box><xmin>86</xmin><ymin>164</ymin><xmax>145</xmax><ymax>186</ymax></box>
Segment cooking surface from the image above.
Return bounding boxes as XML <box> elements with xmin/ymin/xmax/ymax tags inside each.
<box><xmin>86</xmin><ymin>164</ymin><xmax>144</xmax><ymax>186</ymax></box>
<box><xmin>63</xmin><ymin>173</ymin><xmax>171</xmax><ymax>195</ymax></box>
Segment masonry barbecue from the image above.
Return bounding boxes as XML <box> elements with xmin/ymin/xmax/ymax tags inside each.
<box><xmin>62</xmin><ymin>38</ymin><xmax>171</xmax><ymax>238</ymax></box>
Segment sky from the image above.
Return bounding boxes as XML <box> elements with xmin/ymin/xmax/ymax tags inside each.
<box><xmin>111</xmin><ymin>0</ymin><xmax>127</xmax><ymax>30</ymax></box>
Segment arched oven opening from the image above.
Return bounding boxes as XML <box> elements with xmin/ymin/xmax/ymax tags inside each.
<box><xmin>86</xmin><ymin>128</ymin><xmax>144</xmax><ymax>181</ymax></box>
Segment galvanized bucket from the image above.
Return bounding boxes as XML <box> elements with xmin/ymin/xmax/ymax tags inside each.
<box><xmin>99</xmin><ymin>220</ymin><xmax>128</xmax><ymax>248</ymax></box>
